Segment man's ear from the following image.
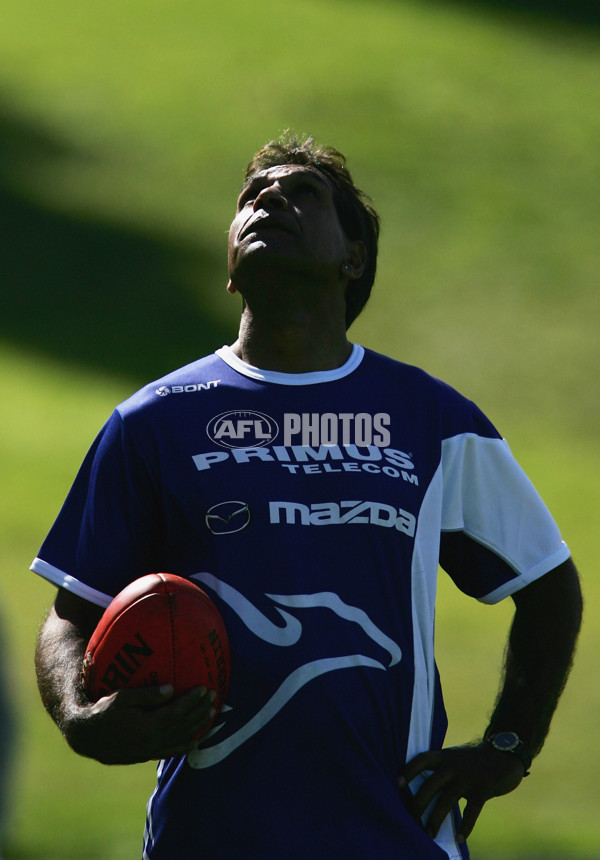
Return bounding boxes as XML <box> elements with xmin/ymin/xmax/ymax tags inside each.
<box><xmin>341</xmin><ymin>241</ymin><xmax>367</xmax><ymax>280</ymax></box>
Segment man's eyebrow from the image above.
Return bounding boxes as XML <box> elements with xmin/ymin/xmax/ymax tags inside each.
<box><xmin>237</xmin><ymin>175</ymin><xmax>266</xmax><ymax>207</ymax></box>
<box><xmin>239</xmin><ymin>167</ymin><xmax>330</xmax><ymax>200</ymax></box>
<box><xmin>288</xmin><ymin>168</ymin><xmax>331</xmax><ymax>189</ymax></box>
<box><xmin>239</xmin><ymin>175</ymin><xmax>263</xmax><ymax>197</ymax></box>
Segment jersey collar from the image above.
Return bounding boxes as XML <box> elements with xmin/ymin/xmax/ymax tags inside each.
<box><xmin>215</xmin><ymin>344</ymin><xmax>364</xmax><ymax>386</ymax></box>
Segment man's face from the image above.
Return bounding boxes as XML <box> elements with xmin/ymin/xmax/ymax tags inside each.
<box><xmin>227</xmin><ymin>164</ymin><xmax>352</xmax><ymax>286</ymax></box>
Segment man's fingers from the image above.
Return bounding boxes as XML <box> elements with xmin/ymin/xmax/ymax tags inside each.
<box><xmin>109</xmin><ymin>683</ymin><xmax>176</xmax><ymax>709</ymax></box>
<box><xmin>400</xmin><ymin>750</ymin><xmax>442</xmax><ymax>786</ymax></box>
<box><xmin>457</xmin><ymin>798</ymin><xmax>485</xmax><ymax>842</ymax></box>
<box><xmin>423</xmin><ymin>788</ymin><xmax>460</xmax><ymax>838</ymax></box>
<box><xmin>409</xmin><ymin>769</ymin><xmax>448</xmax><ymax>820</ymax></box>
<box><xmin>111</xmin><ymin>684</ymin><xmax>213</xmax><ymax>713</ymax></box>
<box><xmin>102</xmin><ymin>685</ymin><xmax>216</xmax><ymax>756</ymax></box>
<box><xmin>410</xmin><ymin>776</ymin><xmax>484</xmax><ymax>841</ymax></box>
<box><xmin>399</xmin><ymin>744</ymin><xmax>529</xmax><ymax>846</ymax></box>
<box><xmin>152</xmin><ymin>687</ymin><xmax>216</xmax><ymax>732</ymax></box>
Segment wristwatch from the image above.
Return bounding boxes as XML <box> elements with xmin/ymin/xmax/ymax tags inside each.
<box><xmin>487</xmin><ymin>732</ymin><xmax>532</xmax><ymax>776</ymax></box>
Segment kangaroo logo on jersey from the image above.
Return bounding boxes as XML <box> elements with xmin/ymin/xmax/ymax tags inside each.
<box><xmin>207</xmin><ymin>411</ymin><xmax>279</xmax><ymax>448</ymax></box>
<box><xmin>186</xmin><ymin>572</ymin><xmax>402</xmax><ymax>770</ymax></box>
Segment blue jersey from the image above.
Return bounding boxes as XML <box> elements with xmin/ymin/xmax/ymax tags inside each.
<box><xmin>31</xmin><ymin>345</ymin><xmax>569</xmax><ymax>859</ymax></box>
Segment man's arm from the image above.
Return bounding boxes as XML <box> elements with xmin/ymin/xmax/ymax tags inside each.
<box><xmin>399</xmin><ymin>557</ymin><xmax>583</xmax><ymax>842</ymax></box>
<box><xmin>36</xmin><ymin>588</ymin><xmax>217</xmax><ymax>765</ymax></box>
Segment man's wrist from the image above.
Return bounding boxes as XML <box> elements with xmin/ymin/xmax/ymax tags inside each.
<box><xmin>486</xmin><ymin>731</ymin><xmax>532</xmax><ymax>776</ymax></box>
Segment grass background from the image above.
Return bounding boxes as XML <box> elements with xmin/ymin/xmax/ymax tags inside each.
<box><xmin>0</xmin><ymin>0</ymin><xmax>598</xmax><ymax>856</ymax></box>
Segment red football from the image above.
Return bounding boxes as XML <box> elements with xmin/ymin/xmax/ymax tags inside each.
<box><xmin>81</xmin><ymin>573</ymin><xmax>231</xmax><ymax>726</ymax></box>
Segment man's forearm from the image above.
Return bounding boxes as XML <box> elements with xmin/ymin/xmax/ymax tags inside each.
<box><xmin>400</xmin><ymin>558</ymin><xmax>582</xmax><ymax>841</ymax></box>
<box><xmin>36</xmin><ymin>589</ymin><xmax>107</xmax><ymax>746</ymax></box>
<box><xmin>484</xmin><ymin>558</ymin><xmax>583</xmax><ymax>758</ymax></box>
<box><xmin>35</xmin><ymin>606</ymin><xmax>90</xmax><ymax>734</ymax></box>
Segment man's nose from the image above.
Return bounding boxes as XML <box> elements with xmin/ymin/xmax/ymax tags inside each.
<box><xmin>254</xmin><ymin>182</ymin><xmax>288</xmax><ymax>211</ymax></box>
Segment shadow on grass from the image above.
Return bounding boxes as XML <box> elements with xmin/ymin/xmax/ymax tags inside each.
<box><xmin>0</xmin><ymin>102</ymin><xmax>234</xmax><ymax>386</ymax></box>
<box><xmin>430</xmin><ymin>0</ymin><xmax>600</xmax><ymax>27</ymax></box>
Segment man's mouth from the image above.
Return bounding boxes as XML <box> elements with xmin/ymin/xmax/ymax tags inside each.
<box><xmin>239</xmin><ymin>212</ymin><xmax>297</xmax><ymax>240</ymax></box>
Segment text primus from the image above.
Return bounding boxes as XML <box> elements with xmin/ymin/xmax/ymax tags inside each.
<box><xmin>193</xmin><ymin>445</ymin><xmax>419</xmax><ymax>484</ymax></box>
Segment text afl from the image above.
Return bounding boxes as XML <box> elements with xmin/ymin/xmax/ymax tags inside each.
<box><xmin>206</xmin><ymin>410</ymin><xmax>391</xmax><ymax>449</ymax></box>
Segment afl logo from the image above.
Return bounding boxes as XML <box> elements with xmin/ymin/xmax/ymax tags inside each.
<box><xmin>207</xmin><ymin>410</ymin><xmax>279</xmax><ymax>448</ymax></box>
<box><xmin>205</xmin><ymin>501</ymin><xmax>252</xmax><ymax>535</ymax></box>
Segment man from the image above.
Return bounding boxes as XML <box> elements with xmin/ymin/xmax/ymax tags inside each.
<box><xmin>33</xmin><ymin>135</ymin><xmax>582</xmax><ymax>859</ymax></box>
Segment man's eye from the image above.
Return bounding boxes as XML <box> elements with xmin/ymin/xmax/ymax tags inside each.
<box><xmin>238</xmin><ymin>192</ymin><xmax>255</xmax><ymax>208</ymax></box>
<box><xmin>294</xmin><ymin>183</ymin><xmax>321</xmax><ymax>201</ymax></box>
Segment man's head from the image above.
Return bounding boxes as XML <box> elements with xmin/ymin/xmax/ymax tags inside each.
<box><xmin>236</xmin><ymin>133</ymin><xmax>380</xmax><ymax>329</ymax></box>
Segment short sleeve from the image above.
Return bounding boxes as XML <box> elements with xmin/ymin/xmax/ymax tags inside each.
<box><xmin>439</xmin><ymin>433</ymin><xmax>570</xmax><ymax>603</ymax></box>
<box><xmin>30</xmin><ymin>410</ymin><xmax>164</xmax><ymax>606</ymax></box>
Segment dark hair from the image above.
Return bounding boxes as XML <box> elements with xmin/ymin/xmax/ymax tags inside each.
<box><xmin>243</xmin><ymin>133</ymin><xmax>380</xmax><ymax>329</ymax></box>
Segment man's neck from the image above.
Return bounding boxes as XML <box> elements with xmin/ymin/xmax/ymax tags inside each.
<box><xmin>230</xmin><ymin>308</ymin><xmax>352</xmax><ymax>374</ymax></box>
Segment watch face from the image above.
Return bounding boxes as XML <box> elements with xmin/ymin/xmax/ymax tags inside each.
<box><xmin>493</xmin><ymin>732</ymin><xmax>519</xmax><ymax>751</ymax></box>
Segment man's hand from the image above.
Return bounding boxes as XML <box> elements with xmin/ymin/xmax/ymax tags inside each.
<box><xmin>36</xmin><ymin>588</ymin><xmax>218</xmax><ymax>765</ymax></box>
<box><xmin>65</xmin><ymin>683</ymin><xmax>217</xmax><ymax>765</ymax></box>
<box><xmin>399</xmin><ymin>742</ymin><xmax>526</xmax><ymax>843</ymax></box>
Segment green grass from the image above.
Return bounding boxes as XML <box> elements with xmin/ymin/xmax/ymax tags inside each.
<box><xmin>0</xmin><ymin>0</ymin><xmax>598</xmax><ymax>856</ymax></box>
<box><xmin>436</xmin><ymin>437</ymin><xmax>599</xmax><ymax>857</ymax></box>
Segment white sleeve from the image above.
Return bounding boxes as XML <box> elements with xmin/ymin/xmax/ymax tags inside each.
<box><xmin>441</xmin><ymin>433</ymin><xmax>570</xmax><ymax>603</ymax></box>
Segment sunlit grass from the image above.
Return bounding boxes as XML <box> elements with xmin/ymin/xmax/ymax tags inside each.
<box><xmin>0</xmin><ymin>0</ymin><xmax>597</xmax><ymax>855</ymax></box>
